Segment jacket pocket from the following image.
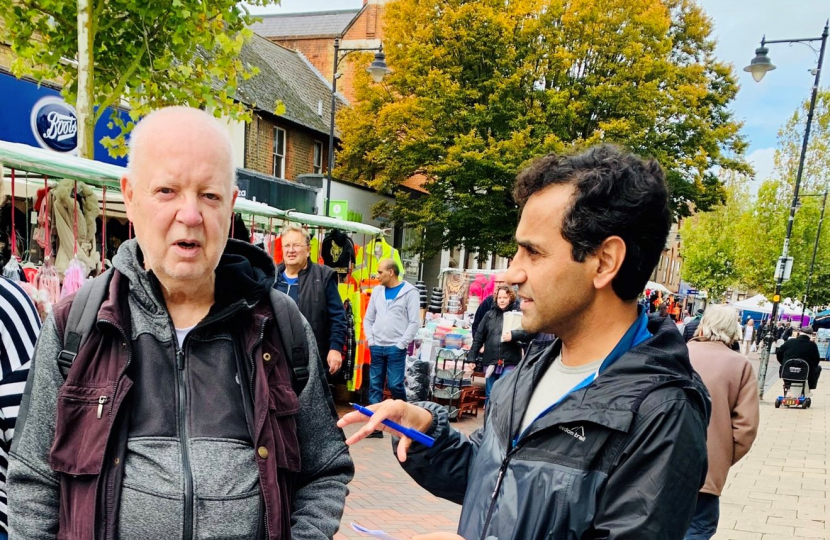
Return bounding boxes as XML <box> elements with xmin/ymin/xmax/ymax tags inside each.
<box><xmin>50</xmin><ymin>384</ymin><xmax>114</xmax><ymax>475</ymax></box>
<box><xmin>267</xmin><ymin>383</ymin><xmax>301</xmax><ymax>472</ymax></box>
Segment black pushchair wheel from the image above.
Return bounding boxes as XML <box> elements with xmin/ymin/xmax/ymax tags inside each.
<box><xmin>805</xmin><ymin>397</ymin><xmax>812</xmax><ymax>409</ymax></box>
<box><xmin>775</xmin><ymin>398</ymin><xmax>781</xmax><ymax>408</ymax></box>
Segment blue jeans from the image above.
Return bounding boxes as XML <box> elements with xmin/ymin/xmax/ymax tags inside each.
<box><xmin>369</xmin><ymin>345</ymin><xmax>407</xmax><ymax>404</ymax></box>
<box><xmin>684</xmin><ymin>493</ymin><xmax>719</xmax><ymax>540</ymax></box>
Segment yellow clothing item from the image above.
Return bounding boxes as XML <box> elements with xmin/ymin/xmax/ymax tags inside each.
<box><xmin>352</xmin><ymin>238</ymin><xmax>404</xmax><ymax>283</ymax></box>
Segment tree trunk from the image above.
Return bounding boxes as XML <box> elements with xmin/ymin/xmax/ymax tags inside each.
<box><xmin>76</xmin><ymin>0</ymin><xmax>95</xmax><ymax>159</ymax></box>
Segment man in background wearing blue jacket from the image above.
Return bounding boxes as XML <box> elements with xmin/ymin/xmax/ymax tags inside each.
<box><xmin>340</xmin><ymin>144</ymin><xmax>710</xmax><ymax>540</ymax></box>
<box><xmin>363</xmin><ymin>259</ymin><xmax>420</xmax><ymax>439</ymax></box>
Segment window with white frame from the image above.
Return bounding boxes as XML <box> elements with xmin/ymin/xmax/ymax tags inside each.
<box><xmin>313</xmin><ymin>141</ymin><xmax>324</xmax><ymax>174</ymax></box>
<box><xmin>273</xmin><ymin>127</ymin><xmax>286</xmax><ymax>178</ymax></box>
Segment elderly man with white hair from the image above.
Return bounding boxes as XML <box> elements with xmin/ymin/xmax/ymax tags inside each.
<box><xmin>685</xmin><ymin>305</ymin><xmax>760</xmax><ymax>540</ymax></box>
<box><xmin>8</xmin><ymin>107</ymin><xmax>353</xmax><ymax>539</ymax></box>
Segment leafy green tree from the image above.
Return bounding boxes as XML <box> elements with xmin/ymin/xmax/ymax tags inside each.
<box><xmin>336</xmin><ymin>0</ymin><xmax>748</xmax><ymax>259</ymax></box>
<box><xmin>734</xmin><ymin>90</ymin><xmax>830</xmax><ymax>305</ymax></box>
<box><xmin>1</xmin><ymin>0</ymin><xmax>276</xmax><ymax>157</ymax></box>
<box><xmin>679</xmin><ymin>172</ymin><xmax>747</xmax><ymax>297</ymax></box>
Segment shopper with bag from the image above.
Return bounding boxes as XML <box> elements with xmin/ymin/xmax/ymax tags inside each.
<box><xmin>467</xmin><ymin>286</ymin><xmax>527</xmax><ymax>405</ymax></box>
<box><xmin>742</xmin><ymin>318</ymin><xmax>754</xmax><ymax>355</ymax></box>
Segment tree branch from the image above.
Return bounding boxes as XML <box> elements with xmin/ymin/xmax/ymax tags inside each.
<box><xmin>17</xmin><ymin>0</ymin><xmax>71</xmax><ymax>29</ymax></box>
<box><xmin>94</xmin><ymin>47</ymin><xmax>145</xmax><ymax>122</ymax></box>
<box><xmin>91</xmin><ymin>0</ymin><xmax>105</xmax><ymax>38</ymax></box>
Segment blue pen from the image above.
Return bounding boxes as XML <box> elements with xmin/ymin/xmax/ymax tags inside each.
<box><xmin>350</xmin><ymin>403</ymin><xmax>435</xmax><ymax>448</ymax></box>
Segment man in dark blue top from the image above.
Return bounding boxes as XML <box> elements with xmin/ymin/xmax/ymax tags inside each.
<box><xmin>275</xmin><ymin>224</ymin><xmax>347</xmax><ymax>376</ymax></box>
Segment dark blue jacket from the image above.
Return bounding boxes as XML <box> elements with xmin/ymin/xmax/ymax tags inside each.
<box><xmin>400</xmin><ymin>316</ymin><xmax>710</xmax><ymax>540</ymax></box>
<box><xmin>276</xmin><ymin>260</ymin><xmax>346</xmax><ymax>357</ymax></box>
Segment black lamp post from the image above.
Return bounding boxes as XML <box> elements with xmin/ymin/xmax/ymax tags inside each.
<box><xmin>745</xmin><ymin>21</ymin><xmax>828</xmax><ymax>399</ymax></box>
<box><xmin>325</xmin><ymin>38</ymin><xmax>391</xmax><ymax>216</ymax></box>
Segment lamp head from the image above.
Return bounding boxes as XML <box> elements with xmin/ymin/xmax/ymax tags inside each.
<box><xmin>743</xmin><ymin>44</ymin><xmax>776</xmax><ymax>82</ymax></box>
<box><xmin>367</xmin><ymin>50</ymin><xmax>392</xmax><ymax>83</ymax></box>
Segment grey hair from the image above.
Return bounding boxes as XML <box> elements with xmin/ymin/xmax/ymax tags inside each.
<box><xmin>697</xmin><ymin>305</ymin><xmax>742</xmax><ymax>345</ymax></box>
<box><xmin>280</xmin><ymin>223</ymin><xmax>310</xmax><ymax>245</ymax></box>
<box><xmin>126</xmin><ymin>106</ymin><xmax>235</xmax><ymax>186</ymax></box>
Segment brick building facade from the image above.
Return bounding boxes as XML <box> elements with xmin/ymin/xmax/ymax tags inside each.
<box><xmin>250</xmin><ymin>0</ymin><xmax>391</xmax><ymax>104</ymax></box>
<box><xmin>243</xmin><ymin>112</ymin><xmax>328</xmax><ymax>181</ymax></box>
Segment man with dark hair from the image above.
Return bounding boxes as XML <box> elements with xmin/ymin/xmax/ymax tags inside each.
<box><xmin>362</xmin><ymin>258</ymin><xmax>420</xmax><ymax>438</ymax></box>
<box><xmin>339</xmin><ymin>144</ymin><xmax>711</xmax><ymax>540</ymax></box>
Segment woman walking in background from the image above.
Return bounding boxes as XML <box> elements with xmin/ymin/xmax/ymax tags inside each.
<box><xmin>685</xmin><ymin>305</ymin><xmax>760</xmax><ymax>540</ymax></box>
<box><xmin>468</xmin><ymin>286</ymin><xmax>527</xmax><ymax>405</ymax></box>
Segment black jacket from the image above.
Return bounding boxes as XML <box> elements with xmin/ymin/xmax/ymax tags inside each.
<box><xmin>471</xmin><ymin>295</ymin><xmax>521</xmax><ymax>336</ymax></box>
<box><xmin>467</xmin><ymin>306</ymin><xmax>525</xmax><ymax>367</ymax></box>
<box><xmin>683</xmin><ymin>316</ymin><xmax>701</xmax><ymax>342</ymax></box>
<box><xmin>777</xmin><ymin>334</ymin><xmax>821</xmax><ymax>375</ymax></box>
<box><xmin>276</xmin><ymin>259</ymin><xmax>347</xmax><ymax>359</ymax></box>
<box><xmin>401</xmin><ymin>316</ymin><xmax>711</xmax><ymax>540</ymax></box>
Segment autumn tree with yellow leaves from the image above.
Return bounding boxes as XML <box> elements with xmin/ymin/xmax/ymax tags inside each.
<box><xmin>336</xmin><ymin>0</ymin><xmax>748</xmax><ymax>259</ymax></box>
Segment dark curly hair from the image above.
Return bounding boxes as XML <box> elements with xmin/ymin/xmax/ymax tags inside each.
<box><xmin>513</xmin><ymin>144</ymin><xmax>671</xmax><ymax>301</ymax></box>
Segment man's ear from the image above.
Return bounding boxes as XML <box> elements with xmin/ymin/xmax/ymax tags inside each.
<box><xmin>121</xmin><ymin>176</ymin><xmax>134</xmax><ymax>222</ymax></box>
<box><xmin>592</xmin><ymin>236</ymin><xmax>626</xmax><ymax>291</ymax></box>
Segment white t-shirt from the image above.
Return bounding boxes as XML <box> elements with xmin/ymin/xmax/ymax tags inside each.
<box><xmin>175</xmin><ymin>325</ymin><xmax>196</xmax><ymax>349</ymax></box>
<box><xmin>520</xmin><ymin>353</ymin><xmax>604</xmax><ymax>432</ymax></box>
<box><xmin>743</xmin><ymin>324</ymin><xmax>754</xmax><ymax>342</ymax></box>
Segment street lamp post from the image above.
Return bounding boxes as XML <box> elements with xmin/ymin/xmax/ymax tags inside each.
<box><xmin>744</xmin><ymin>21</ymin><xmax>828</xmax><ymax>399</ymax></box>
<box><xmin>325</xmin><ymin>38</ymin><xmax>391</xmax><ymax>217</ymax></box>
<box><xmin>801</xmin><ymin>190</ymin><xmax>828</xmax><ymax>320</ymax></box>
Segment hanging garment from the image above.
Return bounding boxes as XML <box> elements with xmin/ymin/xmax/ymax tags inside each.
<box><xmin>309</xmin><ymin>235</ymin><xmax>324</xmax><ymax>265</ymax></box>
<box><xmin>322</xmin><ymin>229</ymin><xmax>356</xmax><ymax>278</ymax></box>
<box><xmin>352</xmin><ymin>237</ymin><xmax>404</xmax><ymax>283</ymax></box>
<box><xmin>52</xmin><ymin>180</ymin><xmax>100</xmax><ymax>276</ymax></box>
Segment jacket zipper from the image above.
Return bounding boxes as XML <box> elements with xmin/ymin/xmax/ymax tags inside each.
<box><xmin>480</xmin><ymin>454</ymin><xmax>513</xmax><ymax>540</ymax></box>
<box><xmin>97</xmin><ymin>319</ymin><xmax>133</xmax><ymax>540</ymax></box>
<box><xmin>176</xmin><ymin>345</ymin><xmax>194</xmax><ymax>540</ymax></box>
<box><xmin>249</xmin><ymin>316</ymin><xmax>270</xmax><ymax>539</ymax></box>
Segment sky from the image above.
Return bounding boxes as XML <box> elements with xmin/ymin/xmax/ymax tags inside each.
<box><xmin>247</xmin><ymin>0</ymin><xmax>829</xmax><ymax>188</ymax></box>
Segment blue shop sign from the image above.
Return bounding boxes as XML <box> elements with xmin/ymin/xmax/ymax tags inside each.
<box><xmin>0</xmin><ymin>71</ymin><xmax>128</xmax><ymax>166</ymax></box>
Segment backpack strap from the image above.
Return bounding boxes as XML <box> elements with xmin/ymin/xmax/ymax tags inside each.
<box><xmin>269</xmin><ymin>289</ymin><xmax>310</xmax><ymax>394</ymax></box>
<box><xmin>58</xmin><ymin>269</ymin><xmax>114</xmax><ymax>380</ymax></box>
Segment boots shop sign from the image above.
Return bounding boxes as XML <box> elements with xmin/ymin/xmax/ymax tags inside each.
<box><xmin>31</xmin><ymin>97</ymin><xmax>78</xmax><ymax>153</ymax></box>
<box><xmin>0</xmin><ymin>71</ymin><xmax>127</xmax><ymax>166</ymax></box>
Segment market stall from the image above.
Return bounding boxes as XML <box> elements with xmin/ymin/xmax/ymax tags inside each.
<box><xmin>1</xmin><ymin>140</ymin><xmax>395</xmax><ymax>396</ymax></box>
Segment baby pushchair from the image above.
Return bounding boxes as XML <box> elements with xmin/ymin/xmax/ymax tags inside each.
<box><xmin>774</xmin><ymin>358</ymin><xmax>812</xmax><ymax>409</ymax></box>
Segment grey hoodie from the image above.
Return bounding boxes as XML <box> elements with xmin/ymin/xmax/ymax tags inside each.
<box><xmin>363</xmin><ymin>281</ymin><xmax>420</xmax><ymax>349</ymax></box>
<box><xmin>8</xmin><ymin>239</ymin><xmax>353</xmax><ymax>539</ymax></box>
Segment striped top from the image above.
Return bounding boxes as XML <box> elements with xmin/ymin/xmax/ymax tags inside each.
<box><xmin>0</xmin><ymin>277</ymin><xmax>41</xmax><ymax>534</ymax></box>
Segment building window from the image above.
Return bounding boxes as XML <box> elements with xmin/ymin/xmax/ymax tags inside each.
<box><xmin>273</xmin><ymin>127</ymin><xmax>286</xmax><ymax>178</ymax></box>
<box><xmin>313</xmin><ymin>141</ymin><xmax>324</xmax><ymax>174</ymax></box>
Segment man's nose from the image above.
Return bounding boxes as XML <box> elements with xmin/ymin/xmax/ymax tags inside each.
<box><xmin>504</xmin><ymin>262</ymin><xmax>524</xmax><ymax>285</ymax></box>
<box><xmin>176</xmin><ymin>195</ymin><xmax>204</xmax><ymax>227</ymax></box>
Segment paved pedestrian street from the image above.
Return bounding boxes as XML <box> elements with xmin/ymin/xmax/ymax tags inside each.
<box><xmin>335</xmin><ymin>356</ymin><xmax>828</xmax><ymax>540</ymax></box>
<box><xmin>334</xmin><ymin>407</ymin><xmax>483</xmax><ymax>539</ymax></box>
<box><xmin>714</xmin><ymin>354</ymin><xmax>828</xmax><ymax>540</ymax></box>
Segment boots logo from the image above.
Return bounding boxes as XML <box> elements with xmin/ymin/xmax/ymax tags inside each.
<box><xmin>30</xmin><ymin>97</ymin><xmax>78</xmax><ymax>153</ymax></box>
<box><xmin>559</xmin><ymin>425</ymin><xmax>586</xmax><ymax>442</ymax></box>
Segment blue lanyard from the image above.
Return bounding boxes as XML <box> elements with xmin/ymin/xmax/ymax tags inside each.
<box><xmin>513</xmin><ymin>307</ymin><xmax>652</xmax><ymax>446</ymax></box>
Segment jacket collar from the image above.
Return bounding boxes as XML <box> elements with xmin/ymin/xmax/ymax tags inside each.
<box><xmin>499</xmin><ymin>313</ymin><xmax>704</xmax><ymax>445</ymax></box>
<box><xmin>109</xmin><ymin>239</ymin><xmax>276</xmax><ymax>328</ymax></box>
